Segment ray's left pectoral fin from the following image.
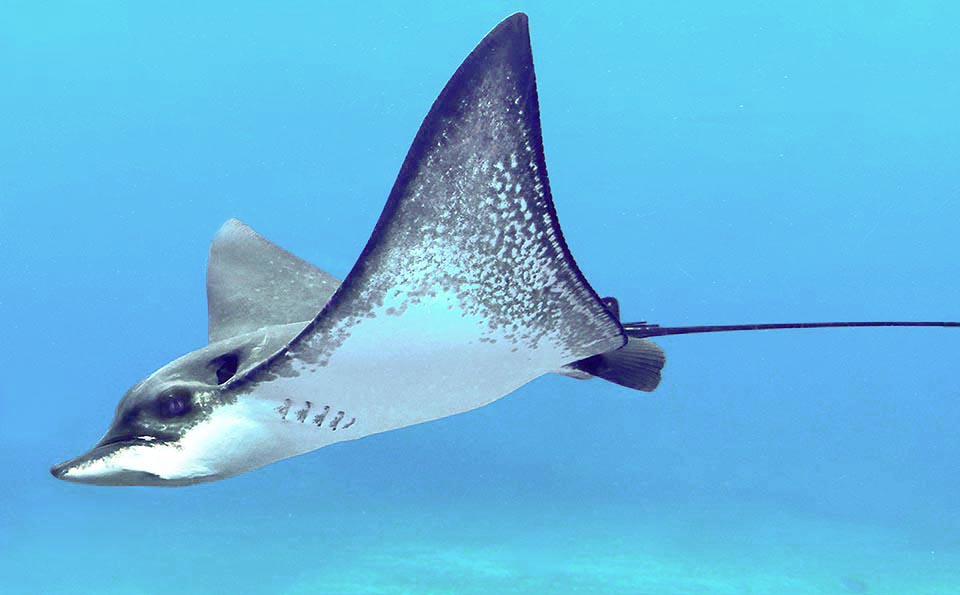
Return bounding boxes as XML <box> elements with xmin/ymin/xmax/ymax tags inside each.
<box><xmin>206</xmin><ymin>219</ymin><xmax>341</xmax><ymax>343</ymax></box>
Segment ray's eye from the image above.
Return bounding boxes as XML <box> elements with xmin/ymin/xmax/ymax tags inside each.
<box><xmin>157</xmin><ymin>390</ymin><xmax>192</xmax><ymax>418</ymax></box>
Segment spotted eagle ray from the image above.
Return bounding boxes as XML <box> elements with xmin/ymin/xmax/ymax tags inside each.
<box><xmin>51</xmin><ymin>13</ymin><xmax>957</xmax><ymax>486</ymax></box>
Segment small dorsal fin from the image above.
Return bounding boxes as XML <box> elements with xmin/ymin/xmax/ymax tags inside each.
<box><xmin>206</xmin><ymin>219</ymin><xmax>341</xmax><ymax>343</ymax></box>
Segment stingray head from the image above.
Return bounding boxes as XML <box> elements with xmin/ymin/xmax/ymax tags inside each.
<box><xmin>51</xmin><ymin>219</ymin><xmax>342</xmax><ymax>486</ymax></box>
<box><xmin>49</xmin><ymin>329</ymin><xmax>300</xmax><ymax>486</ymax></box>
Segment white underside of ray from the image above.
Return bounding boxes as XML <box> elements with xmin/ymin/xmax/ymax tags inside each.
<box><xmin>65</xmin><ymin>393</ymin><xmax>312</xmax><ymax>483</ymax></box>
<box><xmin>241</xmin><ymin>291</ymin><xmax>568</xmax><ymax>465</ymax></box>
<box><xmin>61</xmin><ymin>435</ymin><xmax>218</xmax><ymax>483</ymax></box>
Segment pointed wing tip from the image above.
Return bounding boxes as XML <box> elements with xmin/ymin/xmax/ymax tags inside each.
<box><xmin>215</xmin><ymin>218</ymin><xmax>251</xmax><ymax>237</ymax></box>
<box><xmin>475</xmin><ymin>13</ymin><xmax>531</xmax><ymax>61</ymax></box>
<box><xmin>499</xmin><ymin>12</ymin><xmax>529</xmax><ymax>32</ymax></box>
<box><xmin>211</xmin><ymin>219</ymin><xmax>264</xmax><ymax>256</ymax></box>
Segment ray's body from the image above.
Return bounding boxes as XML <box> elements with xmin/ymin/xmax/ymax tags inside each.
<box><xmin>51</xmin><ymin>14</ymin><xmax>957</xmax><ymax>487</ymax></box>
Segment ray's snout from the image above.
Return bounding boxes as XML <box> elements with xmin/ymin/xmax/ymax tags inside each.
<box><xmin>49</xmin><ymin>452</ymin><xmax>154</xmax><ymax>486</ymax></box>
<box><xmin>50</xmin><ymin>460</ymin><xmax>70</xmax><ymax>480</ymax></box>
<box><xmin>49</xmin><ymin>447</ymin><xmax>121</xmax><ymax>485</ymax></box>
<box><xmin>50</xmin><ymin>455</ymin><xmax>89</xmax><ymax>483</ymax></box>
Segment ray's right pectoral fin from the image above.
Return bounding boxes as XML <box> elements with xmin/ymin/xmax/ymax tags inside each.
<box><xmin>271</xmin><ymin>13</ymin><xmax>624</xmax><ymax>371</ymax></box>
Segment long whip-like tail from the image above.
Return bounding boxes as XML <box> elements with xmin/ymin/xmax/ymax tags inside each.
<box><xmin>624</xmin><ymin>320</ymin><xmax>960</xmax><ymax>339</ymax></box>
<box><xmin>579</xmin><ymin>297</ymin><xmax>959</xmax><ymax>392</ymax></box>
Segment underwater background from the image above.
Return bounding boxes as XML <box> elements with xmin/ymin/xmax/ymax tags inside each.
<box><xmin>2</xmin><ymin>1</ymin><xmax>959</xmax><ymax>593</ymax></box>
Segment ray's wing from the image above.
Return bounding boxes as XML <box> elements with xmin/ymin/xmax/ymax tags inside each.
<box><xmin>206</xmin><ymin>218</ymin><xmax>341</xmax><ymax>342</ymax></box>
<box><xmin>233</xmin><ymin>14</ymin><xmax>623</xmax><ymax>420</ymax></box>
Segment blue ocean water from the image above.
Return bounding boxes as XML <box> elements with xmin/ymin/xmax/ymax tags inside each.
<box><xmin>2</xmin><ymin>1</ymin><xmax>959</xmax><ymax>593</ymax></box>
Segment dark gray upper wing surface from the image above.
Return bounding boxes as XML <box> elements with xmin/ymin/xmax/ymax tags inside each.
<box><xmin>242</xmin><ymin>13</ymin><xmax>624</xmax><ymax>382</ymax></box>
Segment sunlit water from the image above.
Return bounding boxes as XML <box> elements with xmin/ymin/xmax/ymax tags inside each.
<box><xmin>2</xmin><ymin>2</ymin><xmax>958</xmax><ymax>593</ymax></box>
